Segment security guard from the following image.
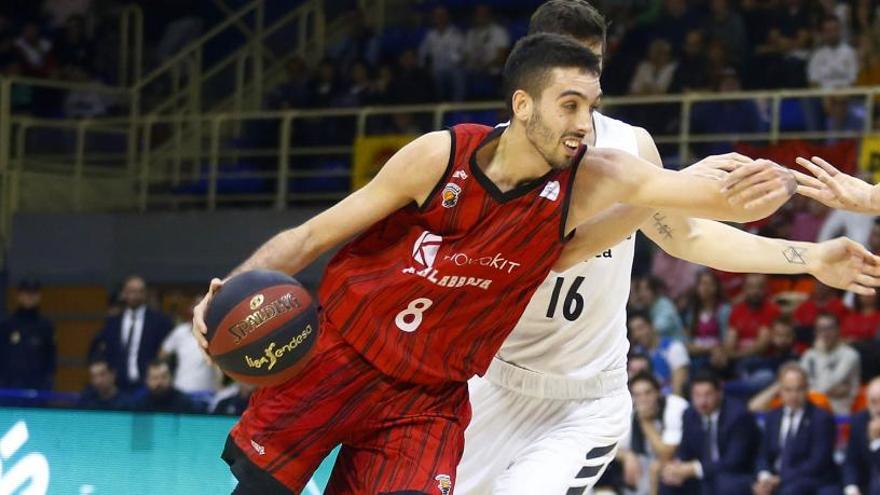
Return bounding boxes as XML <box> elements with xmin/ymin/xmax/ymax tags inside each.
<box><xmin>0</xmin><ymin>279</ymin><xmax>56</xmax><ymax>390</ymax></box>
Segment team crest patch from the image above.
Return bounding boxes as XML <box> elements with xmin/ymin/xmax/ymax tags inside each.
<box><xmin>435</xmin><ymin>474</ymin><xmax>452</xmax><ymax>495</ymax></box>
<box><xmin>442</xmin><ymin>183</ymin><xmax>461</xmax><ymax>208</ymax></box>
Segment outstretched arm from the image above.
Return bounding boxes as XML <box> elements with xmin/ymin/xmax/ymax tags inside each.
<box><xmin>793</xmin><ymin>156</ymin><xmax>880</xmax><ymax>214</ymax></box>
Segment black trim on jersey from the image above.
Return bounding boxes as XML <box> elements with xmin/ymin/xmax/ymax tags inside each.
<box><xmin>469</xmin><ymin>126</ymin><xmax>557</xmax><ymax>204</ymax></box>
<box><xmin>559</xmin><ymin>144</ymin><xmax>587</xmax><ymax>243</ymax></box>
<box><xmin>418</xmin><ymin>128</ymin><xmax>457</xmax><ymax>211</ymax></box>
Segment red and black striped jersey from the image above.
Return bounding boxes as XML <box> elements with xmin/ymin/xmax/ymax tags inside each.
<box><xmin>318</xmin><ymin>124</ymin><xmax>582</xmax><ymax>384</ymax></box>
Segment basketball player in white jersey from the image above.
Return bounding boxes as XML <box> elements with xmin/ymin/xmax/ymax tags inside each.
<box><xmin>456</xmin><ymin>2</ymin><xmax>880</xmax><ymax>494</ymax></box>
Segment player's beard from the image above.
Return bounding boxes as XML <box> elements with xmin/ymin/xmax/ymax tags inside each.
<box><xmin>525</xmin><ymin>109</ymin><xmax>569</xmax><ymax>170</ymax></box>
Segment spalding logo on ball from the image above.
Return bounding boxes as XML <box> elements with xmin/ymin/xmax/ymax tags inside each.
<box><xmin>204</xmin><ymin>270</ymin><xmax>319</xmax><ymax>387</ymax></box>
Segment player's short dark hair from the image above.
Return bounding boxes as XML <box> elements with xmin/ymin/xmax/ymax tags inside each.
<box><xmin>690</xmin><ymin>369</ymin><xmax>722</xmax><ymax>390</ymax></box>
<box><xmin>629</xmin><ymin>370</ymin><xmax>660</xmax><ymax>391</ymax></box>
<box><xmin>503</xmin><ymin>33</ymin><xmax>600</xmax><ymax>116</ymax></box>
<box><xmin>528</xmin><ymin>0</ymin><xmax>607</xmax><ymax>44</ymax></box>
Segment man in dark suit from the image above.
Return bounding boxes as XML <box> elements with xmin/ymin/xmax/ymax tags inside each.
<box><xmin>659</xmin><ymin>370</ymin><xmax>760</xmax><ymax>495</ymax></box>
<box><xmin>131</xmin><ymin>359</ymin><xmax>199</xmax><ymax>413</ymax></box>
<box><xmin>844</xmin><ymin>376</ymin><xmax>880</xmax><ymax>495</ymax></box>
<box><xmin>754</xmin><ymin>362</ymin><xmax>840</xmax><ymax>495</ymax></box>
<box><xmin>89</xmin><ymin>275</ymin><xmax>173</xmax><ymax>390</ymax></box>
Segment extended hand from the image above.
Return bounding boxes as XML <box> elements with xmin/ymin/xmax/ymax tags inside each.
<box><xmin>811</xmin><ymin>237</ymin><xmax>880</xmax><ymax>295</ymax></box>
<box><xmin>794</xmin><ymin>156</ymin><xmax>878</xmax><ymax>213</ymax></box>
<box><xmin>722</xmin><ymin>159</ymin><xmax>797</xmax><ymax>210</ymax></box>
<box><xmin>683</xmin><ymin>152</ymin><xmax>755</xmax><ymax>181</ymax></box>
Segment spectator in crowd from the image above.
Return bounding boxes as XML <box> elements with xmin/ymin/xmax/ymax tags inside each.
<box><xmin>669</xmin><ymin>29</ymin><xmax>710</xmax><ymax>93</ymax></box>
<box><xmin>629</xmin><ymin>351</ymin><xmax>654</xmax><ymax>379</ymax></box>
<box><xmin>689</xmin><ymin>67</ymin><xmax>766</xmax><ymax>156</ymax></box>
<box><xmin>682</xmin><ymin>270</ymin><xmax>732</xmax><ymax>374</ymax></box>
<box><xmin>77</xmin><ymin>359</ymin><xmax>130</xmax><ymax>410</ymax></box>
<box><xmin>808</xmin><ymin>15</ymin><xmax>859</xmax><ymax>90</ymax></box>
<box><xmin>651</xmin><ymin>249</ymin><xmax>701</xmax><ymax>303</ymax></box>
<box><xmin>335</xmin><ymin>61</ymin><xmax>375</xmax><ymax>107</ymax></box>
<box><xmin>703</xmin><ymin>0</ymin><xmax>748</xmax><ymax>68</ymax></box>
<box><xmin>463</xmin><ymin>4</ymin><xmax>510</xmax><ymax>100</ymax></box>
<box><xmin>42</xmin><ymin>0</ymin><xmax>93</xmax><ymax>31</ymax></box>
<box><xmin>630</xmin><ymin>276</ymin><xmax>686</xmax><ymax>341</ymax></box>
<box><xmin>749</xmin><ymin>0</ymin><xmax>812</xmax><ymax>89</ymax></box>
<box><xmin>90</xmin><ymin>275</ymin><xmax>173</xmax><ymax>390</ymax></box>
<box><xmin>307</xmin><ymin>59</ymin><xmax>342</xmax><ymax>108</ymax></box>
<box><xmin>14</xmin><ymin>22</ymin><xmax>55</xmax><ymax>78</ymax></box>
<box><xmin>211</xmin><ymin>381</ymin><xmax>256</xmax><ymax>416</ymax></box>
<box><xmin>649</xmin><ymin>0</ymin><xmax>703</xmax><ymax>52</ymax></box>
<box><xmin>0</xmin><ymin>279</ymin><xmax>56</xmax><ymax>390</ymax></box>
<box><xmin>132</xmin><ymin>359</ymin><xmax>198</xmax><ymax>413</ymax></box>
<box><xmin>389</xmin><ymin>48</ymin><xmax>435</xmax><ymax>104</ymax></box>
<box><xmin>842</xmin><ymin>291</ymin><xmax>880</xmax><ymax>342</ymax></box>
<box><xmin>629</xmin><ymin>38</ymin><xmax>678</xmax><ymax>96</ymax></box>
<box><xmin>729</xmin><ymin>316</ymin><xmax>800</xmax><ymax>397</ymax></box>
<box><xmin>801</xmin><ymin>312</ymin><xmax>861</xmax><ymax>414</ymax></box>
<box><xmin>726</xmin><ymin>274</ymin><xmax>781</xmax><ymax>359</ymax></box>
<box><xmin>151</xmin><ymin>0</ymin><xmax>203</xmax><ymax>65</ymax></box>
<box><xmin>790</xmin><ymin>198</ymin><xmax>829</xmax><ymax>241</ymax></box>
<box><xmin>160</xmin><ymin>296</ymin><xmax>221</xmax><ymax>394</ymax></box>
<box><xmin>326</xmin><ymin>10</ymin><xmax>381</xmax><ymax>73</ymax></box>
<box><xmin>628</xmin><ymin>311</ymin><xmax>690</xmax><ymax>396</ymax></box>
<box><xmin>822</xmin><ymin>95</ymin><xmax>865</xmax><ymax>141</ymax></box>
<box><xmin>659</xmin><ymin>371</ymin><xmax>759</xmax><ymax>495</ymax></box>
<box><xmin>753</xmin><ymin>363</ymin><xmax>840</xmax><ymax>495</ymax></box>
<box><xmin>268</xmin><ymin>56</ymin><xmax>310</xmax><ymax>110</ymax></box>
<box><xmin>793</xmin><ymin>282</ymin><xmax>848</xmax><ymax>332</ymax></box>
<box><xmin>63</xmin><ymin>67</ymin><xmax>113</xmax><ymax>118</ymax></box>
<box><xmin>844</xmin><ymin>376</ymin><xmax>880</xmax><ymax>495</ymax></box>
<box><xmin>53</xmin><ymin>15</ymin><xmax>94</xmax><ymax>79</ymax></box>
<box><xmin>617</xmin><ymin>371</ymin><xmax>690</xmax><ymax>495</ymax></box>
<box><xmin>817</xmin><ymin>205</ymin><xmax>875</xmax><ymax>247</ymax></box>
<box><xmin>0</xmin><ymin>15</ymin><xmax>17</xmax><ymax>68</ymax></box>
<box><xmin>418</xmin><ymin>6</ymin><xmax>465</xmax><ymax>102</ymax></box>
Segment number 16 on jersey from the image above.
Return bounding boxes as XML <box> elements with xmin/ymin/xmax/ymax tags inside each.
<box><xmin>545</xmin><ymin>276</ymin><xmax>586</xmax><ymax>321</ymax></box>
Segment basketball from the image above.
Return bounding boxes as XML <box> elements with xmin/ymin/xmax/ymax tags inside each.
<box><xmin>204</xmin><ymin>269</ymin><xmax>318</xmax><ymax>387</ymax></box>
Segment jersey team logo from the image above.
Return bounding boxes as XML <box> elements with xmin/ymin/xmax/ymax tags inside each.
<box><xmin>442</xmin><ymin>183</ymin><xmax>461</xmax><ymax>208</ymax></box>
<box><xmin>434</xmin><ymin>474</ymin><xmax>452</xmax><ymax>495</ymax></box>
<box><xmin>453</xmin><ymin>169</ymin><xmax>468</xmax><ymax>180</ymax></box>
<box><xmin>539</xmin><ymin>181</ymin><xmax>560</xmax><ymax>201</ymax></box>
<box><xmin>412</xmin><ymin>231</ymin><xmax>443</xmax><ymax>268</ymax></box>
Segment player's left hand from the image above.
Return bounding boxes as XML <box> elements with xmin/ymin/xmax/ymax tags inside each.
<box><xmin>811</xmin><ymin>237</ymin><xmax>880</xmax><ymax>295</ymax></box>
<box><xmin>721</xmin><ymin>159</ymin><xmax>797</xmax><ymax>209</ymax></box>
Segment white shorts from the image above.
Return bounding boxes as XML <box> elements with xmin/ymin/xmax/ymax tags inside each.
<box><xmin>457</xmin><ymin>359</ymin><xmax>631</xmax><ymax>495</ymax></box>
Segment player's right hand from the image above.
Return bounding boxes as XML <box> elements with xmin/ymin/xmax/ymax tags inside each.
<box><xmin>721</xmin><ymin>159</ymin><xmax>796</xmax><ymax>209</ymax></box>
<box><xmin>192</xmin><ymin>277</ymin><xmax>225</xmax><ymax>351</ymax></box>
<box><xmin>683</xmin><ymin>152</ymin><xmax>754</xmax><ymax>181</ymax></box>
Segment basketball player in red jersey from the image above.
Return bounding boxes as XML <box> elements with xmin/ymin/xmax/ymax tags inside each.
<box><xmin>192</xmin><ymin>34</ymin><xmax>796</xmax><ymax>494</ymax></box>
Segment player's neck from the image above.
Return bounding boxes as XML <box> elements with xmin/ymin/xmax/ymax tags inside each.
<box><xmin>479</xmin><ymin>126</ymin><xmax>553</xmax><ymax>193</ymax></box>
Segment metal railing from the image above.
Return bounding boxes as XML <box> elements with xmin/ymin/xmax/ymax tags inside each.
<box><xmin>2</xmin><ymin>86</ymin><xmax>879</xmax><ymax>249</ymax></box>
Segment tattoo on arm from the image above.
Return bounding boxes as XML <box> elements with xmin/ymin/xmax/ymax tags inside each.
<box><xmin>652</xmin><ymin>213</ymin><xmax>674</xmax><ymax>240</ymax></box>
<box><xmin>783</xmin><ymin>246</ymin><xmax>807</xmax><ymax>264</ymax></box>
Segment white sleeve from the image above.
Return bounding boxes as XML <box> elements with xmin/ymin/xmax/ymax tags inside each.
<box><xmin>661</xmin><ymin>397</ymin><xmax>686</xmax><ymax>445</ymax></box>
<box><xmin>161</xmin><ymin>326</ymin><xmax>182</xmax><ymax>354</ymax></box>
<box><xmin>666</xmin><ymin>341</ymin><xmax>690</xmax><ymax>369</ymax></box>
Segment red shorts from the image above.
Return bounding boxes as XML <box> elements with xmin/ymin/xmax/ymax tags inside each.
<box><xmin>224</xmin><ymin>324</ymin><xmax>471</xmax><ymax>494</ymax></box>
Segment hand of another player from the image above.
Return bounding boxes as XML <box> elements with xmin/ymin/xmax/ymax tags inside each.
<box><xmin>811</xmin><ymin>237</ymin><xmax>880</xmax><ymax>296</ymax></box>
<box><xmin>721</xmin><ymin>159</ymin><xmax>797</xmax><ymax>209</ymax></box>
<box><xmin>794</xmin><ymin>156</ymin><xmax>879</xmax><ymax>213</ymax></box>
<box><xmin>192</xmin><ymin>277</ymin><xmax>225</xmax><ymax>351</ymax></box>
<box><xmin>683</xmin><ymin>152</ymin><xmax>754</xmax><ymax>181</ymax></box>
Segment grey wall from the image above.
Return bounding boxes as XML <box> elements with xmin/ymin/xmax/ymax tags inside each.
<box><xmin>9</xmin><ymin>210</ymin><xmax>336</xmax><ymax>289</ymax></box>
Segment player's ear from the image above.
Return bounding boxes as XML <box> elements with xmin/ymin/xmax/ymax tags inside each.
<box><xmin>511</xmin><ymin>90</ymin><xmax>533</xmax><ymax>122</ymax></box>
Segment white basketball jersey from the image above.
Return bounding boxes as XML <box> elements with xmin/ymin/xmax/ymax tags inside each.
<box><xmin>495</xmin><ymin>112</ymin><xmax>639</xmax><ymax>380</ymax></box>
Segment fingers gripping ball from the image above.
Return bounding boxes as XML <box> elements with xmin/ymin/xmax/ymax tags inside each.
<box><xmin>205</xmin><ymin>270</ymin><xmax>319</xmax><ymax>387</ymax></box>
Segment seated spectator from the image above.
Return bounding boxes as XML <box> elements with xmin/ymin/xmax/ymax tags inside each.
<box><xmin>211</xmin><ymin>382</ymin><xmax>256</xmax><ymax>416</ymax></box>
<box><xmin>842</xmin><ymin>292</ymin><xmax>880</xmax><ymax>342</ymax></box>
<box><xmin>703</xmin><ymin>0</ymin><xmax>748</xmax><ymax>67</ymax></box>
<box><xmin>335</xmin><ymin>61</ymin><xmax>374</xmax><ymax>107</ymax></box>
<box><xmin>630</xmin><ymin>276</ymin><xmax>686</xmax><ymax>341</ymax></box>
<box><xmin>801</xmin><ymin>312</ymin><xmax>861</xmax><ymax>414</ymax></box>
<box><xmin>307</xmin><ymin>60</ymin><xmax>342</xmax><ymax>109</ymax></box>
<box><xmin>628</xmin><ymin>311</ymin><xmax>690</xmax><ymax>396</ymax></box>
<box><xmin>418</xmin><ymin>6</ymin><xmax>465</xmax><ymax>102</ymax></box>
<box><xmin>617</xmin><ymin>372</ymin><xmax>690</xmax><ymax>495</ymax></box>
<box><xmin>629</xmin><ymin>38</ymin><xmax>678</xmax><ymax>96</ymax></box>
<box><xmin>689</xmin><ymin>67</ymin><xmax>766</xmax><ymax>156</ymax></box>
<box><xmin>753</xmin><ymin>363</ymin><xmax>841</xmax><ymax>495</ymax></box>
<box><xmin>0</xmin><ymin>279</ymin><xmax>56</xmax><ymax>390</ymax></box>
<box><xmin>822</xmin><ymin>95</ymin><xmax>865</xmax><ymax>142</ymax></box>
<box><xmin>748</xmin><ymin>0</ymin><xmax>812</xmax><ymax>89</ymax></box>
<box><xmin>818</xmin><ymin>208</ymin><xmax>875</xmax><ymax>247</ymax></box>
<box><xmin>14</xmin><ymin>22</ymin><xmax>55</xmax><ymax>78</ymax></box>
<box><xmin>728</xmin><ymin>316</ymin><xmax>799</xmax><ymax>398</ymax></box>
<box><xmin>844</xmin><ymin>376</ymin><xmax>880</xmax><ymax>495</ymax></box>
<box><xmin>651</xmin><ymin>249</ymin><xmax>701</xmax><ymax>303</ymax></box>
<box><xmin>160</xmin><ymin>296</ymin><xmax>221</xmax><ymax>394</ymax></box>
<box><xmin>726</xmin><ymin>274</ymin><xmax>781</xmax><ymax>359</ymax></box>
<box><xmin>326</xmin><ymin>10</ymin><xmax>380</xmax><ymax>73</ymax></box>
<box><xmin>463</xmin><ymin>4</ymin><xmax>510</xmax><ymax>100</ymax></box>
<box><xmin>268</xmin><ymin>56</ymin><xmax>310</xmax><ymax>110</ymax></box>
<box><xmin>682</xmin><ymin>270</ymin><xmax>731</xmax><ymax>375</ymax></box>
<box><xmin>77</xmin><ymin>359</ymin><xmax>130</xmax><ymax>410</ymax></box>
<box><xmin>132</xmin><ymin>359</ymin><xmax>199</xmax><ymax>414</ymax></box>
<box><xmin>669</xmin><ymin>29</ymin><xmax>710</xmax><ymax>93</ymax></box>
<box><xmin>659</xmin><ymin>371</ymin><xmax>759</xmax><ymax>495</ymax></box>
<box><xmin>628</xmin><ymin>351</ymin><xmax>654</xmax><ymax>379</ymax></box>
<box><xmin>790</xmin><ymin>198</ymin><xmax>829</xmax><ymax>242</ymax></box>
<box><xmin>793</xmin><ymin>282</ymin><xmax>849</xmax><ymax>332</ymax></box>
<box><xmin>808</xmin><ymin>15</ymin><xmax>858</xmax><ymax>90</ymax></box>
<box><xmin>53</xmin><ymin>15</ymin><xmax>94</xmax><ymax>78</ymax></box>
<box><xmin>389</xmin><ymin>49</ymin><xmax>435</xmax><ymax>104</ymax></box>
